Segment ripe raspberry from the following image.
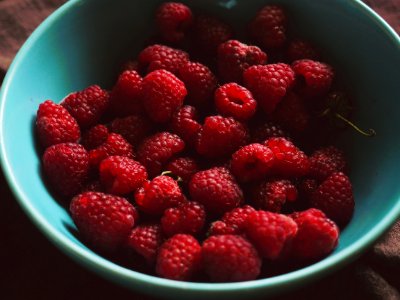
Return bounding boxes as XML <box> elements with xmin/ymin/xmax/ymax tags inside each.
<box><xmin>310</xmin><ymin>172</ymin><xmax>354</xmax><ymax>226</ymax></box>
<box><xmin>202</xmin><ymin>234</ymin><xmax>261</xmax><ymax>282</ymax></box>
<box><xmin>70</xmin><ymin>192</ymin><xmax>137</xmax><ymax>251</ymax></box>
<box><xmin>287</xmin><ymin>39</ymin><xmax>319</xmax><ymax>62</ymax></box>
<box><xmin>99</xmin><ymin>156</ymin><xmax>147</xmax><ymax>195</ymax></box>
<box><xmin>110</xmin><ymin>114</ymin><xmax>152</xmax><ymax>146</ymax></box>
<box><xmin>36</xmin><ymin>100</ymin><xmax>80</xmax><ymax>148</ymax></box>
<box><xmin>208</xmin><ymin>205</ymin><xmax>255</xmax><ymax>235</ymax></box>
<box><xmin>249</xmin><ymin>5</ymin><xmax>287</xmax><ymax>49</ymax></box>
<box><xmin>135</xmin><ymin>175</ymin><xmax>186</xmax><ymax>215</ymax></box>
<box><xmin>189</xmin><ymin>167</ymin><xmax>243</xmax><ymax>215</ymax></box>
<box><xmin>138</xmin><ymin>44</ymin><xmax>189</xmax><ymax>75</ymax></box>
<box><xmin>81</xmin><ymin>124</ymin><xmax>109</xmax><ymax>150</ymax></box>
<box><xmin>215</xmin><ymin>83</ymin><xmax>257</xmax><ymax>121</ymax></box>
<box><xmin>298</xmin><ymin>178</ymin><xmax>318</xmax><ymax>202</ymax></box>
<box><xmin>251</xmin><ymin>179</ymin><xmax>298</xmax><ymax>212</ymax></box>
<box><xmin>156</xmin><ymin>2</ymin><xmax>193</xmax><ymax>44</ymax></box>
<box><xmin>230</xmin><ymin>143</ymin><xmax>275</xmax><ymax>182</ymax></box>
<box><xmin>243</xmin><ymin>64</ymin><xmax>295</xmax><ymax>113</ymax></box>
<box><xmin>196</xmin><ymin>116</ymin><xmax>249</xmax><ymax>158</ymax></box>
<box><xmin>217</xmin><ymin>40</ymin><xmax>267</xmax><ymax>83</ymax></box>
<box><xmin>265</xmin><ymin>137</ymin><xmax>310</xmax><ymax>177</ymax></box>
<box><xmin>178</xmin><ymin>61</ymin><xmax>217</xmax><ymax>110</ymax></box>
<box><xmin>166</xmin><ymin>156</ymin><xmax>198</xmax><ymax>183</ymax></box>
<box><xmin>161</xmin><ymin>202</ymin><xmax>206</xmax><ymax>237</ymax></box>
<box><xmin>244</xmin><ymin>210</ymin><xmax>298</xmax><ymax>260</ymax></box>
<box><xmin>142</xmin><ymin>69</ymin><xmax>187</xmax><ymax>123</ymax></box>
<box><xmin>137</xmin><ymin>132</ymin><xmax>185</xmax><ymax>177</ymax></box>
<box><xmin>170</xmin><ymin>105</ymin><xmax>201</xmax><ymax>147</ymax></box>
<box><xmin>126</xmin><ymin>223</ymin><xmax>163</xmax><ymax>264</ymax></box>
<box><xmin>290</xmin><ymin>208</ymin><xmax>339</xmax><ymax>260</ymax></box>
<box><xmin>43</xmin><ymin>143</ymin><xmax>89</xmax><ymax>198</ymax></box>
<box><xmin>309</xmin><ymin>146</ymin><xmax>347</xmax><ymax>181</ymax></box>
<box><xmin>250</xmin><ymin>121</ymin><xmax>290</xmax><ymax>143</ymax></box>
<box><xmin>61</xmin><ymin>85</ymin><xmax>110</xmax><ymax>128</ymax></box>
<box><xmin>292</xmin><ymin>59</ymin><xmax>334</xmax><ymax>98</ymax></box>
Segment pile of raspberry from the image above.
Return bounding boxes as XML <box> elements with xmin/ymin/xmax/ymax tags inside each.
<box><xmin>36</xmin><ymin>2</ymin><xmax>356</xmax><ymax>282</ymax></box>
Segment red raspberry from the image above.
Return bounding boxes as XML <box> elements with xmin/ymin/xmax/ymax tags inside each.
<box><xmin>138</xmin><ymin>44</ymin><xmax>189</xmax><ymax>75</ymax></box>
<box><xmin>249</xmin><ymin>5</ymin><xmax>287</xmax><ymax>49</ymax></box>
<box><xmin>215</xmin><ymin>83</ymin><xmax>257</xmax><ymax>121</ymax></box>
<box><xmin>290</xmin><ymin>208</ymin><xmax>339</xmax><ymax>260</ymax></box>
<box><xmin>81</xmin><ymin>124</ymin><xmax>109</xmax><ymax>150</ymax></box>
<box><xmin>265</xmin><ymin>137</ymin><xmax>310</xmax><ymax>177</ymax></box>
<box><xmin>244</xmin><ymin>210</ymin><xmax>298</xmax><ymax>260</ymax></box>
<box><xmin>189</xmin><ymin>167</ymin><xmax>243</xmax><ymax>215</ymax></box>
<box><xmin>251</xmin><ymin>179</ymin><xmax>298</xmax><ymax>212</ymax></box>
<box><xmin>70</xmin><ymin>192</ymin><xmax>137</xmax><ymax>251</ymax></box>
<box><xmin>156</xmin><ymin>234</ymin><xmax>201</xmax><ymax>281</ymax></box>
<box><xmin>137</xmin><ymin>132</ymin><xmax>185</xmax><ymax>177</ymax></box>
<box><xmin>287</xmin><ymin>39</ymin><xmax>319</xmax><ymax>62</ymax></box>
<box><xmin>142</xmin><ymin>69</ymin><xmax>187</xmax><ymax>123</ymax></box>
<box><xmin>161</xmin><ymin>202</ymin><xmax>206</xmax><ymax>237</ymax></box>
<box><xmin>208</xmin><ymin>205</ymin><xmax>255</xmax><ymax>235</ymax></box>
<box><xmin>43</xmin><ymin>143</ymin><xmax>89</xmax><ymax>198</ymax></box>
<box><xmin>166</xmin><ymin>156</ymin><xmax>198</xmax><ymax>183</ymax></box>
<box><xmin>217</xmin><ymin>40</ymin><xmax>267</xmax><ymax>83</ymax></box>
<box><xmin>135</xmin><ymin>175</ymin><xmax>186</xmax><ymax>215</ymax></box>
<box><xmin>298</xmin><ymin>178</ymin><xmax>318</xmax><ymax>202</ymax></box>
<box><xmin>170</xmin><ymin>105</ymin><xmax>201</xmax><ymax>147</ymax></box>
<box><xmin>126</xmin><ymin>223</ymin><xmax>163</xmax><ymax>264</ymax></box>
<box><xmin>99</xmin><ymin>156</ymin><xmax>147</xmax><ymax>195</ymax></box>
<box><xmin>202</xmin><ymin>235</ymin><xmax>261</xmax><ymax>282</ymax></box>
<box><xmin>310</xmin><ymin>172</ymin><xmax>354</xmax><ymax>226</ymax></box>
<box><xmin>243</xmin><ymin>64</ymin><xmax>295</xmax><ymax>114</ymax></box>
<box><xmin>230</xmin><ymin>143</ymin><xmax>275</xmax><ymax>182</ymax></box>
<box><xmin>178</xmin><ymin>61</ymin><xmax>217</xmax><ymax>110</ymax></box>
<box><xmin>292</xmin><ymin>59</ymin><xmax>334</xmax><ymax>98</ymax></box>
<box><xmin>196</xmin><ymin>116</ymin><xmax>249</xmax><ymax>158</ymax></box>
<box><xmin>36</xmin><ymin>100</ymin><xmax>80</xmax><ymax>148</ymax></box>
<box><xmin>61</xmin><ymin>85</ymin><xmax>110</xmax><ymax>128</ymax></box>
<box><xmin>309</xmin><ymin>146</ymin><xmax>347</xmax><ymax>181</ymax></box>
<box><xmin>156</xmin><ymin>2</ymin><xmax>193</xmax><ymax>44</ymax></box>
<box><xmin>110</xmin><ymin>114</ymin><xmax>152</xmax><ymax>146</ymax></box>
<box><xmin>251</xmin><ymin>120</ymin><xmax>290</xmax><ymax>143</ymax></box>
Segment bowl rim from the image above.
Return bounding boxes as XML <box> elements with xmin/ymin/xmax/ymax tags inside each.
<box><xmin>1</xmin><ymin>0</ymin><xmax>400</xmax><ymax>294</ymax></box>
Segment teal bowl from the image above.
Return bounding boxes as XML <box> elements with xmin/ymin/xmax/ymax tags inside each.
<box><xmin>1</xmin><ymin>0</ymin><xmax>400</xmax><ymax>298</ymax></box>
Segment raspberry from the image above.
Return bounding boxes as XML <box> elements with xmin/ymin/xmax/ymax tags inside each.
<box><xmin>215</xmin><ymin>83</ymin><xmax>257</xmax><ymax>121</ymax></box>
<box><xmin>142</xmin><ymin>69</ymin><xmax>187</xmax><ymax>123</ymax></box>
<box><xmin>202</xmin><ymin>235</ymin><xmax>261</xmax><ymax>282</ymax></box>
<box><xmin>166</xmin><ymin>156</ymin><xmax>198</xmax><ymax>183</ymax></box>
<box><xmin>290</xmin><ymin>208</ymin><xmax>339</xmax><ymax>260</ymax></box>
<box><xmin>265</xmin><ymin>137</ymin><xmax>310</xmax><ymax>177</ymax></box>
<box><xmin>70</xmin><ymin>192</ymin><xmax>137</xmax><ymax>251</ymax></box>
<box><xmin>81</xmin><ymin>124</ymin><xmax>109</xmax><ymax>150</ymax></box>
<box><xmin>196</xmin><ymin>116</ymin><xmax>249</xmax><ymax>158</ymax></box>
<box><xmin>250</xmin><ymin>120</ymin><xmax>290</xmax><ymax>143</ymax></box>
<box><xmin>251</xmin><ymin>179</ymin><xmax>298</xmax><ymax>212</ymax></box>
<box><xmin>81</xmin><ymin>180</ymin><xmax>104</xmax><ymax>193</ymax></box>
<box><xmin>126</xmin><ymin>223</ymin><xmax>163</xmax><ymax>264</ymax></box>
<box><xmin>243</xmin><ymin>64</ymin><xmax>295</xmax><ymax>113</ymax></box>
<box><xmin>61</xmin><ymin>85</ymin><xmax>110</xmax><ymax>128</ymax></box>
<box><xmin>156</xmin><ymin>2</ymin><xmax>193</xmax><ymax>44</ymax></box>
<box><xmin>292</xmin><ymin>59</ymin><xmax>334</xmax><ymax>98</ymax></box>
<box><xmin>43</xmin><ymin>143</ymin><xmax>89</xmax><ymax>198</ymax></box>
<box><xmin>137</xmin><ymin>132</ymin><xmax>185</xmax><ymax>177</ymax></box>
<box><xmin>99</xmin><ymin>156</ymin><xmax>147</xmax><ymax>195</ymax></box>
<box><xmin>177</xmin><ymin>61</ymin><xmax>217</xmax><ymax>110</ymax></box>
<box><xmin>36</xmin><ymin>100</ymin><xmax>80</xmax><ymax>148</ymax></box>
<box><xmin>208</xmin><ymin>205</ymin><xmax>255</xmax><ymax>235</ymax></box>
<box><xmin>170</xmin><ymin>105</ymin><xmax>201</xmax><ymax>147</ymax></box>
<box><xmin>217</xmin><ymin>40</ymin><xmax>267</xmax><ymax>83</ymax></box>
<box><xmin>189</xmin><ymin>167</ymin><xmax>243</xmax><ymax>215</ymax></box>
<box><xmin>310</xmin><ymin>172</ymin><xmax>354</xmax><ymax>226</ymax></box>
<box><xmin>156</xmin><ymin>234</ymin><xmax>201</xmax><ymax>280</ymax></box>
<box><xmin>309</xmin><ymin>146</ymin><xmax>347</xmax><ymax>181</ymax></box>
<box><xmin>110</xmin><ymin>114</ymin><xmax>152</xmax><ymax>146</ymax></box>
<box><xmin>244</xmin><ymin>210</ymin><xmax>298</xmax><ymax>260</ymax></box>
<box><xmin>135</xmin><ymin>175</ymin><xmax>186</xmax><ymax>215</ymax></box>
<box><xmin>230</xmin><ymin>143</ymin><xmax>275</xmax><ymax>182</ymax></box>
<box><xmin>249</xmin><ymin>5</ymin><xmax>287</xmax><ymax>49</ymax></box>
<box><xmin>287</xmin><ymin>39</ymin><xmax>319</xmax><ymax>62</ymax></box>
<box><xmin>161</xmin><ymin>201</ymin><xmax>206</xmax><ymax>237</ymax></box>
<box><xmin>138</xmin><ymin>44</ymin><xmax>189</xmax><ymax>75</ymax></box>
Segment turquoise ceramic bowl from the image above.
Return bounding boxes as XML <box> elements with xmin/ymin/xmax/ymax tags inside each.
<box><xmin>1</xmin><ymin>0</ymin><xmax>400</xmax><ymax>298</ymax></box>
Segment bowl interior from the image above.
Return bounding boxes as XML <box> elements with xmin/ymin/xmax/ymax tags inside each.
<box><xmin>1</xmin><ymin>0</ymin><xmax>400</xmax><ymax>298</ymax></box>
